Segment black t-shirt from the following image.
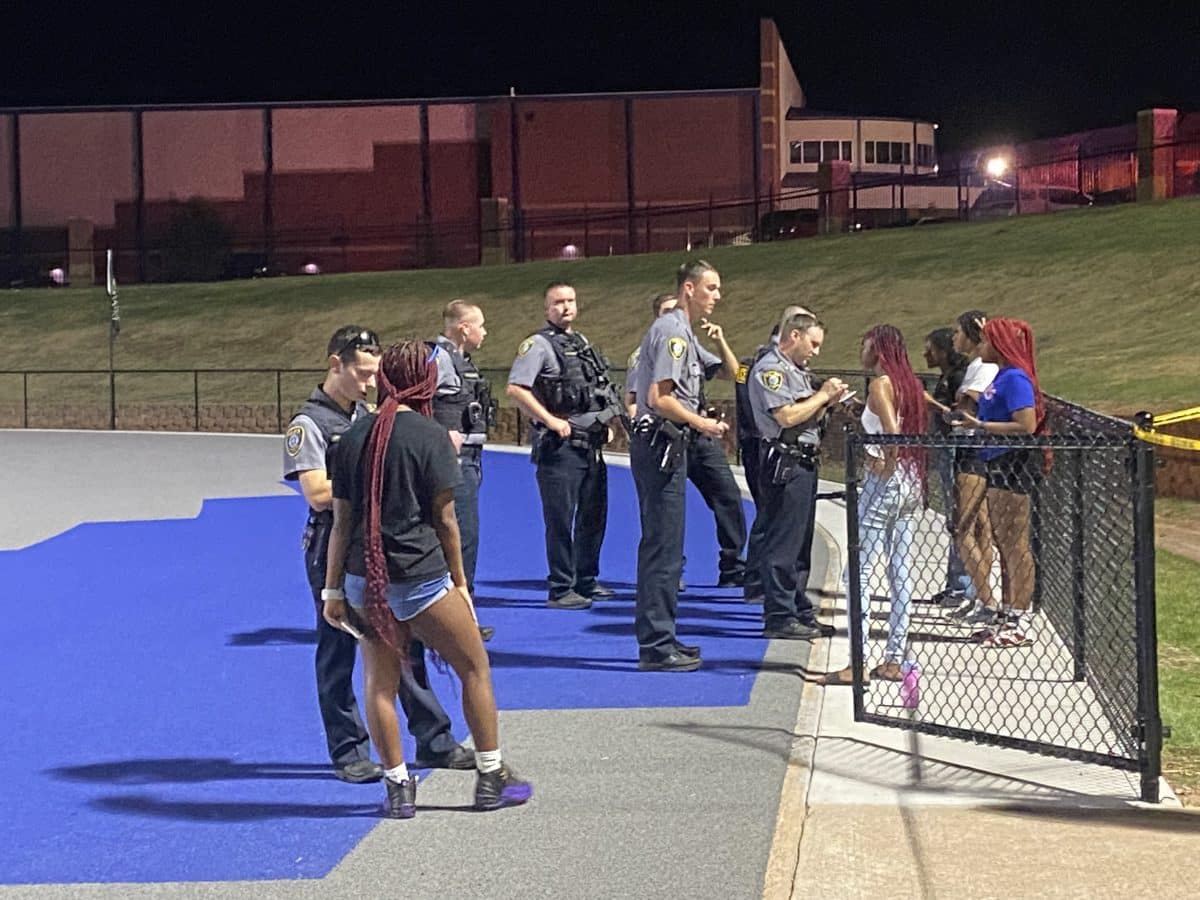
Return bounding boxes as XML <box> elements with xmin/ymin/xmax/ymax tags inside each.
<box><xmin>331</xmin><ymin>410</ymin><xmax>461</xmax><ymax>582</ymax></box>
<box><xmin>932</xmin><ymin>361</ymin><xmax>968</xmax><ymax>435</ymax></box>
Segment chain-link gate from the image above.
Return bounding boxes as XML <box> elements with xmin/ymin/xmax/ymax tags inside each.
<box><xmin>844</xmin><ymin>397</ymin><xmax>1163</xmax><ymax>801</ymax></box>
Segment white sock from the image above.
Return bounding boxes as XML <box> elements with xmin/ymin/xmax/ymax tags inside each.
<box><xmin>475</xmin><ymin>749</ymin><xmax>502</xmax><ymax>774</ymax></box>
<box><xmin>384</xmin><ymin>763</ymin><xmax>410</xmax><ymax>784</ymax></box>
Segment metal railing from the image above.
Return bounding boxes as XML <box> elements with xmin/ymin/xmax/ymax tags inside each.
<box><xmin>843</xmin><ymin>396</ymin><xmax>1162</xmax><ymax>800</ymax></box>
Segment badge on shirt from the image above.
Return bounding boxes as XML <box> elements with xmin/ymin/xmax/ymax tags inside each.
<box><xmin>736</xmin><ymin>364</ymin><xmax>749</xmax><ymax>384</ymax></box>
<box><xmin>760</xmin><ymin>370</ymin><xmax>784</xmax><ymax>391</ymax></box>
<box><xmin>285</xmin><ymin>424</ymin><xmax>305</xmax><ymax>457</ymax></box>
<box><xmin>517</xmin><ymin>337</ymin><xmax>535</xmax><ymax>356</ymax></box>
<box><xmin>667</xmin><ymin>337</ymin><xmax>687</xmax><ymax>360</ymax></box>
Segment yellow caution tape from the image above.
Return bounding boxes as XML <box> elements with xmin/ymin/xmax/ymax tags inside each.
<box><xmin>1148</xmin><ymin>405</ymin><xmax>1200</xmax><ymax>426</ymax></box>
<box><xmin>1133</xmin><ymin>405</ymin><xmax>1200</xmax><ymax>451</ymax></box>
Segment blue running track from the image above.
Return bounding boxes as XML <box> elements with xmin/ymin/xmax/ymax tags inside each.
<box><xmin>0</xmin><ymin>450</ymin><xmax>767</xmax><ymax>884</ymax></box>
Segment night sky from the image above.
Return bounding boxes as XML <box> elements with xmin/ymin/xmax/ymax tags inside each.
<box><xmin>3</xmin><ymin>2</ymin><xmax>1197</xmax><ymax>151</ymax></box>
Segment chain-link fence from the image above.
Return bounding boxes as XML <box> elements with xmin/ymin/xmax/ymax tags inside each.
<box><xmin>843</xmin><ymin>397</ymin><xmax>1162</xmax><ymax>801</ymax></box>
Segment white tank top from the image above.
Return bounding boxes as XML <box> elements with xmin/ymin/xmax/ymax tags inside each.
<box><xmin>861</xmin><ymin>404</ymin><xmax>884</xmax><ymax>458</ymax></box>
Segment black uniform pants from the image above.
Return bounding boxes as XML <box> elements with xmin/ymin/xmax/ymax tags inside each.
<box><xmin>740</xmin><ymin>438</ymin><xmax>766</xmax><ymax>596</ymax></box>
<box><xmin>757</xmin><ymin>458</ymin><xmax>820</xmax><ymax>628</ymax></box>
<box><xmin>534</xmin><ymin>440</ymin><xmax>608</xmax><ymax>598</ymax></box>
<box><xmin>455</xmin><ymin>447</ymin><xmax>483</xmax><ymax>595</ymax></box>
<box><xmin>306</xmin><ymin>541</ymin><xmax>458</xmax><ymax>765</ymax></box>
<box><xmin>631</xmin><ymin>431</ymin><xmax>688</xmax><ymax>659</ymax></box>
<box><xmin>686</xmin><ymin>434</ymin><xmax>747</xmax><ymax>576</ymax></box>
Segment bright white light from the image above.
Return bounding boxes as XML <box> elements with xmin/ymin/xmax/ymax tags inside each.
<box><xmin>985</xmin><ymin>156</ymin><xmax>1009</xmax><ymax>179</ymax></box>
<box><xmin>49</xmin><ymin>267</ymin><xmax>66</xmax><ymax>285</ymax></box>
<box><xmin>302</xmin><ymin>262</ymin><xmax>321</xmax><ymax>275</ymax></box>
<box><xmin>559</xmin><ymin>243</ymin><xmax>579</xmax><ymax>260</ymax></box>
<box><xmin>933</xmin><ymin>164</ymin><xmax>940</xmax><ymax>174</ymax></box>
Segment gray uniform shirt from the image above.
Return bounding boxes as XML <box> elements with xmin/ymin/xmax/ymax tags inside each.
<box><xmin>507</xmin><ymin>325</ymin><xmax>597</xmax><ymax>429</ymax></box>
<box><xmin>748</xmin><ymin>345</ymin><xmax>821</xmax><ymax>444</ymax></box>
<box><xmin>632</xmin><ymin>308</ymin><xmax>706</xmax><ymax>418</ymax></box>
<box><xmin>282</xmin><ymin>391</ymin><xmax>369</xmax><ymax>483</ymax></box>
<box><xmin>627</xmin><ymin>335</ymin><xmax>720</xmax><ymax>402</ymax></box>
<box><xmin>433</xmin><ymin>335</ymin><xmax>486</xmax><ymax>446</ymax></box>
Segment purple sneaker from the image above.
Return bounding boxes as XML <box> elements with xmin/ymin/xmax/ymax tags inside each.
<box><xmin>474</xmin><ymin>764</ymin><xmax>533</xmax><ymax>811</ymax></box>
<box><xmin>384</xmin><ymin>777</ymin><xmax>417</xmax><ymax>819</ymax></box>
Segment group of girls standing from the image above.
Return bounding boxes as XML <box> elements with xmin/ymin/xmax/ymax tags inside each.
<box><xmin>823</xmin><ymin>312</ymin><xmax>1045</xmax><ymax>686</ymax></box>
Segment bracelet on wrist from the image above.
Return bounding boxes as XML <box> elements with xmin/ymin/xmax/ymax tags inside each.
<box><xmin>321</xmin><ymin>587</ymin><xmax>346</xmax><ymax>602</ymax></box>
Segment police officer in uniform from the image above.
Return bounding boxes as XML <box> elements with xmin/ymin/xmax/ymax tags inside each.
<box><xmin>628</xmin><ymin>292</ymin><xmax>747</xmax><ymax>588</ymax></box>
<box><xmin>284</xmin><ymin>325</ymin><xmax>472</xmax><ymax>781</ymax></box>
<box><xmin>431</xmin><ymin>300</ymin><xmax>497</xmax><ymax>642</ymax></box>
<box><xmin>506</xmin><ymin>281</ymin><xmax>625</xmax><ymax>609</ymax></box>
<box><xmin>748</xmin><ymin>311</ymin><xmax>847</xmax><ymax>640</ymax></box>
<box><xmin>629</xmin><ymin>260</ymin><xmax>729</xmax><ymax>671</ymax></box>
<box><xmin>737</xmin><ymin>306</ymin><xmax>815</xmax><ymax>604</ymax></box>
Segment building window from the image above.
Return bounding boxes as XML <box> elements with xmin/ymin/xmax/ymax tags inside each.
<box><xmin>803</xmin><ymin>141</ymin><xmax>820</xmax><ymax>163</ymax></box>
<box><xmin>842</xmin><ymin>140</ymin><xmax>852</xmax><ymax>162</ymax></box>
<box><xmin>789</xmin><ymin>141</ymin><xmax>804</xmax><ymax>164</ymax></box>
<box><xmin>890</xmin><ymin>142</ymin><xmax>903</xmax><ymax>165</ymax></box>
<box><xmin>903</xmin><ymin>143</ymin><xmax>912</xmax><ymax>166</ymax></box>
<box><xmin>865</xmin><ymin>141</ymin><xmax>875</xmax><ymax>163</ymax></box>
<box><xmin>916</xmin><ymin>143</ymin><xmax>935</xmax><ymax>167</ymax></box>
<box><xmin>822</xmin><ymin>140</ymin><xmax>839</xmax><ymax>161</ymax></box>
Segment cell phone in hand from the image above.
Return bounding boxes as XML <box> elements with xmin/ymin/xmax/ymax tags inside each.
<box><xmin>839</xmin><ymin>390</ymin><xmax>858</xmax><ymax>405</ymax></box>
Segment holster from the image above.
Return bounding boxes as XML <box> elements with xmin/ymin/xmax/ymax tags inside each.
<box><xmin>765</xmin><ymin>440</ymin><xmax>818</xmax><ymax>485</ymax></box>
<box><xmin>530</xmin><ymin>427</ymin><xmax>560</xmax><ymax>464</ymax></box>
<box><xmin>650</xmin><ymin>419</ymin><xmax>690</xmax><ymax>473</ymax></box>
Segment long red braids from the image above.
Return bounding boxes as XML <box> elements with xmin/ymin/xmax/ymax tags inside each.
<box><xmin>363</xmin><ymin>340</ymin><xmax>439</xmax><ymax>651</ymax></box>
<box><xmin>864</xmin><ymin>324</ymin><xmax>928</xmax><ymax>478</ymax></box>
<box><xmin>982</xmin><ymin>318</ymin><xmax>1045</xmax><ymax>433</ymax></box>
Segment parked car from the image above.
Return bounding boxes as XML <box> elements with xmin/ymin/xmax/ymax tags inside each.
<box><xmin>971</xmin><ymin>184</ymin><xmax>1094</xmax><ymax>218</ymax></box>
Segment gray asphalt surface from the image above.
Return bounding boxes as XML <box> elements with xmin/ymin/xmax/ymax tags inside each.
<box><xmin>0</xmin><ymin>431</ymin><xmax>824</xmax><ymax>900</ymax></box>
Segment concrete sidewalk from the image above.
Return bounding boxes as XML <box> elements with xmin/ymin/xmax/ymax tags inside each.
<box><xmin>765</xmin><ymin>610</ymin><xmax>1200</xmax><ymax>900</ymax></box>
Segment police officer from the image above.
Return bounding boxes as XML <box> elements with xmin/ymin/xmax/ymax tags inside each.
<box><xmin>628</xmin><ymin>292</ymin><xmax>747</xmax><ymax>589</ymax></box>
<box><xmin>431</xmin><ymin>300</ymin><xmax>496</xmax><ymax>642</ymax></box>
<box><xmin>629</xmin><ymin>260</ymin><xmax>729</xmax><ymax>672</ymax></box>
<box><xmin>284</xmin><ymin>325</ymin><xmax>472</xmax><ymax>780</ymax></box>
<box><xmin>737</xmin><ymin>306</ymin><xmax>815</xmax><ymax>604</ymax></box>
<box><xmin>748</xmin><ymin>310</ymin><xmax>847</xmax><ymax>639</ymax></box>
<box><xmin>506</xmin><ymin>281</ymin><xmax>624</xmax><ymax>609</ymax></box>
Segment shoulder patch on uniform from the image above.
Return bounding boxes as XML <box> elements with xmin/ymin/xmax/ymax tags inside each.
<box><xmin>736</xmin><ymin>364</ymin><xmax>749</xmax><ymax>384</ymax></box>
<box><xmin>285</xmin><ymin>424</ymin><xmax>305</xmax><ymax>457</ymax></box>
<box><xmin>759</xmin><ymin>369</ymin><xmax>784</xmax><ymax>392</ymax></box>
<box><xmin>517</xmin><ymin>336</ymin><xmax>536</xmax><ymax>356</ymax></box>
<box><xmin>627</xmin><ymin>347</ymin><xmax>641</xmax><ymax>369</ymax></box>
<box><xmin>667</xmin><ymin>336</ymin><xmax>687</xmax><ymax>360</ymax></box>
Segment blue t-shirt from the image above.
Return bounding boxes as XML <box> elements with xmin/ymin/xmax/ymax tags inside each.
<box><xmin>976</xmin><ymin>366</ymin><xmax>1036</xmax><ymax>461</ymax></box>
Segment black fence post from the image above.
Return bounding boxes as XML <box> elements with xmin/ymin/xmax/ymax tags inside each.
<box><xmin>844</xmin><ymin>424</ymin><xmax>866</xmax><ymax>721</ymax></box>
<box><xmin>1132</xmin><ymin>439</ymin><xmax>1163</xmax><ymax>803</ymax></box>
<box><xmin>262</xmin><ymin>107</ymin><xmax>275</xmax><ymax>272</ymax></box>
<box><xmin>193</xmin><ymin>371</ymin><xmax>200</xmax><ymax>432</ymax></box>
<box><xmin>22</xmin><ymin>372</ymin><xmax>28</xmax><ymax>428</ymax></box>
<box><xmin>275</xmin><ymin>370</ymin><xmax>283</xmax><ymax>433</ymax></box>
<box><xmin>9</xmin><ymin>113</ymin><xmax>22</xmax><ymax>277</ymax></box>
<box><xmin>624</xmin><ymin>97</ymin><xmax>636</xmax><ymax>256</ymax></box>
<box><xmin>132</xmin><ymin>110</ymin><xmax>146</xmax><ymax>283</ymax></box>
<box><xmin>1070</xmin><ymin>448</ymin><xmax>1088</xmax><ymax>682</ymax></box>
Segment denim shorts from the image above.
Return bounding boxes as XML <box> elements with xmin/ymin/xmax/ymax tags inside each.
<box><xmin>344</xmin><ymin>571</ymin><xmax>452</xmax><ymax>622</ymax></box>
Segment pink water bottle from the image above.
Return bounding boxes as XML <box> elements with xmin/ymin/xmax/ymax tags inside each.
<box><xmin>900</xmin><ymin>652</ymin><xmax>921</xmax><ymax>710</ymax></box>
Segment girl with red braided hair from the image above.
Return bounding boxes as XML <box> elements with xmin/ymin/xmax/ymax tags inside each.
<box><xmin>823</xmin><ymin>325</ymin><xmax>927</xmax><ymax>685</ymax></box>
<box><xmin>322</xmin><ymin>340</ymin><xmax>532</xmax><ymax>818</ymax></box>
<box><xmin>955</xmin><ymin>317</ymin><xmax>1043</xmax><ymax>648</ymax></box>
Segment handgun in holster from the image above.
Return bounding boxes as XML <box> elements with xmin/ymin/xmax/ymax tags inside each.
<box><xmin>651</xmin><ymin>419</ymin><xmax>690</xmax><ymax>473</ymax></box>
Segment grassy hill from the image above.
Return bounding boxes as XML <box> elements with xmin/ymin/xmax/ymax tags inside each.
<box><xmin>3</xmin><ymin>197</ymin><xmax>1199</xmax><ymax>412</ymax></box>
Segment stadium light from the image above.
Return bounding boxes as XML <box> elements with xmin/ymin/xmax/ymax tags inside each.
<box><xmin>985</xmin><ymin>156</ymin><xmax>1009</xmax><ymax>179</ymax></box>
